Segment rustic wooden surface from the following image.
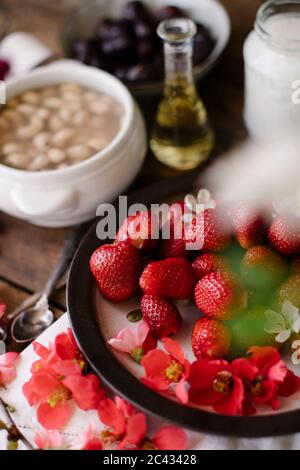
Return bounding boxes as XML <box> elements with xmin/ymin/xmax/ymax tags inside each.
<box><xmin>0</xmin><ymin>0</ymin><xmax>263</xmax><ymax>350</ymax></box>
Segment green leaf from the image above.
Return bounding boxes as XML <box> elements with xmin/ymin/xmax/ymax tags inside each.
<box><xmin>127</xmin><ymin>309</ymin><xmax>142</xmax><ymax>323</ymax></box>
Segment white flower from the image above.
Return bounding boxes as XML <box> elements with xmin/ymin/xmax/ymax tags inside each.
<box><xmin>183</xmin><ymin>189</ymin><xmax>216</xmax><ymax>223</ymax></box>
<box><xmin>264</xmin><ymin>300</ymin><xmax>300</xmax><ymax>343</ymax></box>
<box><xmin>291</xmin><ymin>340</ymin><xmax>300</xmax><ymax>365</ymax></box>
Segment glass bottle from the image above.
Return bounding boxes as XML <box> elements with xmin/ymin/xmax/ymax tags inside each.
<box><xmin>150</xmin><ymin>18</ymin><xmax>214</xmax><ymax>171</ymax></box>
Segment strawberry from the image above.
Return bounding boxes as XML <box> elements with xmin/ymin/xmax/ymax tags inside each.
<box><xmin>277</xmin><ymin>274</ymin><xmax>300</xmax><ymax>310</ymax></box>
<box><xmin>116</xmin><ymin>211</ymin><xmax>158</xmax><ymax>253</ymax></box>
<box><xmin>192</xmin><ymin>253</ymin><xmax>227</xmax><ymax>279</ymax></box>
<box><xmin>194</xmin><ymin>270</ymin><xmax>246</xmax><ymax>320</ymax></box>
<box><xmin>192</xmin><ymin>317</ymin><xmax>231</xmax><ymax>359</ymax></box>
<box><xmin>141</xmin><ymin>294</ymin><xmax>182</xmax><ymax>339</ymax></box>
<box><xmin>228</xmin><ymin>203</ymin><xmax>266</xmax><ymax>249</ymax></box>
<box><xmin>241</xmin><ymin>245</ymin><xmax>287</xmax><ymax>291</ymax></box>
<box><xmin>158</xmin><ymin>236</ymin><xmax>187</xmax><ymax>259</ymax></box>
<box><xmin>185</xmin><ymin>209</ymin><xmax>230</xmax><ymax>252</ymax></box>
<box><xmin>268</xmin><ymin>215</ymin><xmax>300</xmax><ymax>256</ymax></box>
<box><xmin>90</xmin><ymin>241</ymin><xmax>142</xmax><ymax>302</ymax></box>
<box><xmin>227</xmin><ymin>306</ymin><xmax>277</xmax><ymax>357</ymax></box>
<box><xmin>139</xmin><ymin>258</ymin><xmax>196</xmax><ymax>300</ymax></box>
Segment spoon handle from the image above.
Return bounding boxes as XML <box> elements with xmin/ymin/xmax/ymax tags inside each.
<box><xmin>43</xmin><ymin>224</ymin><xmax>88</xmax><ymax>298</ymax></box>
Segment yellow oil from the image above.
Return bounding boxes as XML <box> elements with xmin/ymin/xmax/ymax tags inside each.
<box><xmin>150</xmin><ymin>78</ymin><xmax>214</xmax><ymax>171</ymax></box>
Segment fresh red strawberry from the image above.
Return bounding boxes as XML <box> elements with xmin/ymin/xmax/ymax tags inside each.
<box><xmin>268</xmin><ymin>215</ymin><xmax>300</xmax><ymax>256</ymax></box>
<box><xmin>168</xmin><ymin>200</ymin><xmax>185</xmax><ymax>225</ymax></box>
<box><xmin>241</xmin><ymin>245</ymin><xmax>287</xmax><ymax>291</ymax></box>
<box><xmin>194</xmin><ymin>270</ymin><xmax>246</xmax><ymax>320</ymax></box>
<box><xmin>228</xmin><ymin>203</ymin><xmax>266</xmax><ymax>249</ymax></box>
<box><xmin>141</xmin><ymin>294</ymin><xmax>182</xmax><ymax>338</ymax></box>
<box><xmin>192</xmin><ymin>253</ymin><xmax>228</xmax><ymax>279</ymax></box>
<box><xmin>90</xmin><ymin>241</ymin><xmax>142</xmax><ymax>302</ymax></box>
<box><xmin>140</xmin><ymin>258</ymin><xmax>196</xmax><ymax>300</ymax></box>
<box><xmin>116</xmin><ymin>211</ymin><xmax>158</xmax><ymax>253</ymax></box>
<box><xmin>277</xmin><ymin>274</ymin><xmax>300</xmax><ymax>310</ymax></box>
<box><xmin>185</xmin><ymin>209</ymin><xmax>230</xmax><ymax>252</ymax></box>
<box><xmin>158</xmin><ymin>236</ymin><xmax>187</xmax><ymax>259</ymax></box>
<box><xmin>192</xmin><ymin>317</ymin><xmax>231</xmax><ymax>359</ymax></box>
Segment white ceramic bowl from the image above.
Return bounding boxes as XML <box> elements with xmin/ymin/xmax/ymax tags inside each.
<box><xmin>0</xmin><ymin>60</ymin><xmax>147</xmax><ymax>227</ymax></box>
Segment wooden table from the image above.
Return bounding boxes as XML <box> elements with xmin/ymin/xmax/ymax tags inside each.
<box><xmin>0</xmin><ymin>0</ymin><xmax>263</xmax><ymax>351</ymax></box>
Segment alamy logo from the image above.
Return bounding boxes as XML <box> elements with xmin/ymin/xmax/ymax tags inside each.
<box><xmin>95</xmin><ymin>196</ymin><xmax>208</xmax><ymax>251</ymax></box>
<box><xmin>291</xmin><ymin>80</ymin><xmax>300</xmax><ymax>104</ymax></box>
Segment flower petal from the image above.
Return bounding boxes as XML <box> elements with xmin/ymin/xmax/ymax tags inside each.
<box><xmin>0</xmin><ymin>352</ymin><xmax>19</xmax><ymax>367</ymax></box>
<box><xmin>37</xmin><ymin>402</ymin><xmax>72</xmax><ymax>430</ymax></box>
<box><xmin>152</xmin><ymin>426</ymin><xmax>187</xmax><ymax>450</ymax></box>
<box><xmin>264</xmin><ymin>310</ymin><xmax>286</xmax><ymax>334</ymax></box>
<box><xmin>162</xmin><ymin>338</ymin><xmax>185</xmax><ymax>365</ymax></box>
<box><xmin>34</xmin><ymin>429</ymin><xmax>62</xmax><ymax>449</ymax></box>
<box><xmin>275</xmin><ymin>329</ymin><xmax>291</xmax><ymax>344</ymax></box>
<box><xmin>175</xmin><ymin>378</ymin><xmax>188</xmax><ymax>404</ymax></box>
<box><xmin>141</xmin><ymin>350</ymin><xmax>171</xmax><ymax>378</ymax></box>
<box><xmin>119</xmin><ymin>413</ymin><xmax>147</xmax><ymax>449</ymax></box>
<box><xmin>98</xmin><ymin>398</ymin><xmax>126</xmax><ymax>436</ymax></box>
<box><xmin>137</xmin><ymin>322</ymin><xmax>149</xmax><ymax>345</ymax></box>
<box><xmin>63</xmin><ymin>374</ymin><xmax>103</xmax><ymax>410</ymax></box>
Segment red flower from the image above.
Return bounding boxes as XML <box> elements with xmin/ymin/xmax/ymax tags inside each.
<box><xmin>23</xmin><ymin>329</ymin><xmax>105</xmax><ymax>430</ymax></box>
<box><xmin>188</xmin><ymin>347</ymin><xmax>300</xmax><ymax>416</ymax></box>
<box><xmin>98</xmin><ymin>397</ymin><xmax>147</xmax><ymax>449</ymax></box>
<box><xmin>141</xmin><ymin>338</ymin><xmax>190</xmax><ymax>404</ymax></box>
<box><xmin>188</xmin><ymin>359</ymin><xmax>245</xmax><ymax>415</ymax></box>
<box><xmin>244</xmin><ymin>346</ymin><xmax>300</xmax><ymax>413</ymax></box>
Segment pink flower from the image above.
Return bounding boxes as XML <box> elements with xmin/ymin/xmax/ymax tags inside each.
<box><xmin>0</xmin><ymin>352</ymin><xmax>19</xmax><ymax>387</ymax></box>
<box><xmin>71</xmin><ymin>425</ymin><xmax>103</xmax><ymax>450</ymax></box>
<box><xmin>62</xmin><ymin>373</ymin><xmax>105</xmax><ymax>410</ymax></box>
<box><xmin>141</xmin><ymin>338</ymin><xmax>190</xmax><ymax>404</ymax></box>
<box><xmin>108</xmin><ymin>322</ymin><xmax>157</xmax><ymax>363</ymax></box>
<box><xmin>0</xmin><ymin>301</ymin><xmax>6</xmax><ymax>319</ymax></box>
<box><xmin>34</xmin><ymin>429</ymin><xmax>63</xmax><ymax>450</ymax></box>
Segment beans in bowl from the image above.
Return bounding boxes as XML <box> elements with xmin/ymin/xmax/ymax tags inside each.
<box><xmin>0</xmin><ymin>83</ymin><xmax>124</xmax><ymax>171</ymax></box>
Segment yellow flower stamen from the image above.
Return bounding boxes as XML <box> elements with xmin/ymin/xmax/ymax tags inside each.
<box><xmin>165</xmin><ymin>360</ymin><xmax>183</xmax><ymax>383</ymax></box>
<box><xmin>213</xmin><ymin>371</ymin><xmax>232</xmax><ymax>394</ymax></box>
<box><xmin>47</xmin><ymin>386</ymin><xmax>71</xmax><ymax>408</ymax></box>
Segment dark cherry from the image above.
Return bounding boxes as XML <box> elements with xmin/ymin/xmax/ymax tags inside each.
<box><xmin>137</xmin><ymin>39</ymin><xmax>156</xmax><ymax>61</ymax></box>
<box><xmin>122</xmin><ymin>1</ymin><xmax>150</xmax><ymax>22</ymax></box>
<box><xmin>153</xmin><ymin>6</ymin><xmax>186</xmax><ymax>24</ymax></box>
<box><xmin>71</xmin><ymin>39</ymin><xmax>100</xmax><ymax>63</ymax></box>
<box><xmin>0</xmin><ymin>59</ymin><xmax>10</xmax><ymax>80</ymax></box>
<box><xmin>134</xmin><ymin>19</ymin><xmax>155</xmax><ymax>39</ymax></box>
<box><xmin>97</xmin><ymin>18</ymin><xmax>133</xmax><ymax>40</ymax></box>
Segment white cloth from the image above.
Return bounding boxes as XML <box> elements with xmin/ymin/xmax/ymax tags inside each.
<box><xmin>0</xmin><ymin>314</ymin><xmax>299</xmax><ymax>450</ymax></box>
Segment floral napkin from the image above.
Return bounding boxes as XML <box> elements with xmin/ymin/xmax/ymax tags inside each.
<box><xmin>0</xmin><ymin>313</ymin><xmax>300</xmax><ymax>450</ymax></box>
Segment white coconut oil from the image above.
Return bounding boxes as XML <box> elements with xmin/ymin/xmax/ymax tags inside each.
<box><xmin>244</xmin><ymin>0</ymin><xmax>300</xmax><ymax>140</ymax></box>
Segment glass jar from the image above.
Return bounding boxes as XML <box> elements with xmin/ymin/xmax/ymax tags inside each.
<box><xmin>244</xmin><ymin>0</ymin><xmax>300</xmax><ymax>139</ymax></box>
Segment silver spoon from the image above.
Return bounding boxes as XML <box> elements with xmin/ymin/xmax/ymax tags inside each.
<box><xmin>10</xmin><ymin>224</ymin><xmax>87</xmax><ymax>344</ymax></box>
<box><xmin>0</xmin><ymin>278</ymin><xmax>66</xmax><ymax>343</ymax></box>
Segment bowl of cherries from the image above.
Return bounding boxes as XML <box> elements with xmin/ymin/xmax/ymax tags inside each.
<box><xmin>62</xmin><ymin>0</ymin><xmax>230</xmax><ymax>95</ymax></box>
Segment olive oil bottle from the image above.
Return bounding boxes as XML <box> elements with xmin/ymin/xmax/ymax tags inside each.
<box><xmin>150</xmin><ymin>18</ymin><xmax>214</xmax><ymax>171</ymax></box>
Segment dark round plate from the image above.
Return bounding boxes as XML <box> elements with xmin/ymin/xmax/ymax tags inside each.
<box><xmin>67</xmin><ymin>174</ymin><xmax>300</xmax><ymax>437</ymax></box>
